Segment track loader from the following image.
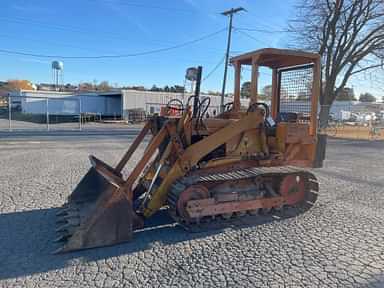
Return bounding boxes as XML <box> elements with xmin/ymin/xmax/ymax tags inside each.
<box><xmin>55</xmin><ymin>48</ymin><xmax>326</xmax><ymax>253</ymax></box>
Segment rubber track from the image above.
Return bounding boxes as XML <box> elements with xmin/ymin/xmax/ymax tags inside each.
<box><xmin>167</xmin><ymin>166</ymin><xmax>319</xmax><ymax>232</ymax></box>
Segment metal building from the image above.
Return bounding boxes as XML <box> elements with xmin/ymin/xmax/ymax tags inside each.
<box><xmin>8</xmin><ymin>89</ymin><xmax>249</xmax><ymax>120</ymax></box>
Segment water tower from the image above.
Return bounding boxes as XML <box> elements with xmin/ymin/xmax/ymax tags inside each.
<box><xmin>52</xmin><ymin>60</ymin><xmax>64</xmax><ymax>90</ymax></box>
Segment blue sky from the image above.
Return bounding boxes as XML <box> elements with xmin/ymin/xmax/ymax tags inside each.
<box><xmin>0</xmin><ymin>0</ymin><xmax>381</xmax><ymax>96</ymax></box>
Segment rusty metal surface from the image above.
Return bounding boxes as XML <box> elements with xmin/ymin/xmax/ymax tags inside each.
<box><xmin>54</xmin><ymin>122</ymin><xmax>157</xmax><ymax>253</ymax></box>
<box><xmin>279</xmin><ymin>174</ymin><xmax>306</xmax><ymax>205</ymax></box>
<box><xmin>168</xmin><ymin>166</ymin><xmax>318</xmax><ymax>230</ymax></box>
<box><xmin>53</xmin><ymin>48</ymin><xmax>322</xmax><ymax>253</ymax></box>
<box><xmin>175</xmin><ymin>185</ymin><xmax>210</xmax><ymax>221</ymax></box>
<box><xmin>55</xmin><ymin>175</ymin><xmax>136</xmax><ymax>253</ymax></box>
<box><xmin>186</xmin><ymin>197</ymin><xmax>285</xmax><ymax>218</ymax></box>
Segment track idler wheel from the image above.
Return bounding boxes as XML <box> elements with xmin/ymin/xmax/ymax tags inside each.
<box><xmin>176</xmin><ymin>185</ymin><xmax>209</xmax><ymax>223</ymax></box>
<box><xmin>279</xmin><ymin>174</ymin><xmax>306</xmax><ymax>206</ymax></box>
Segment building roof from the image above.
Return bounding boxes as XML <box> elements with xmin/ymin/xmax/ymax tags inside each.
<box><xmin>15</xmin><ymin>89</ymin><xmax>122</xmax><ymax>97</ymax></box>
<box><xmin>19</xmin><ymin>90</ymin><xmax>73</xmax><ymax>95</ymax></box>
<box><xmin>230</xmin><ymin>48</ymin><xmax>320</xmax><ymax>68</ymax></box>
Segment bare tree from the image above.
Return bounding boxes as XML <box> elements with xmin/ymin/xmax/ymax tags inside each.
<box><xmin>359</xmin><ymin>92</ymin><xmax>376</xmax><ymax>102</ymax></box>
<box><xmin>290</xmin><ymin>0</ymin><xmax>384</xmax><ymax>127</ymax></box>
<box><xmin>97</xmin><ymin>81</ymin><xmax>111</xmax><ymax>91</ymax></box>
<box><xmin>6</xmin><ymin>80</ymin><xmax>34</xmax><ymax>90</ymax></box>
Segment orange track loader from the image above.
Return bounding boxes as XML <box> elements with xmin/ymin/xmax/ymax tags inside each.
<box><xmin>55</xmin><ymin>48</ymin><xmax>326</xmax><ymax>253</ymax></box>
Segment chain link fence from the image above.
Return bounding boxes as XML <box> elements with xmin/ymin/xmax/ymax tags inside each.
<box><xmin>1</xmin><ymin>92</ymin><xmax>239</xmax><ymax>132</ymax></box>
<box><xmin>0</xmin><ymin>95</ymin><xmax>81</xmax><ymax>131</ymax></box>
<box><xmin>0</xmin><ymin>95</ymin><xmax>129</xmax><ymax>131</ymax></box>
<box><xmin>3</xmin><ymin>93</ymin><xmax>382</xmax><ymax>139</ymax></box>
<box><xmin>324</xmin><ymin>101</ymin><xmax>384</xmax><ymax>140</ymax></box>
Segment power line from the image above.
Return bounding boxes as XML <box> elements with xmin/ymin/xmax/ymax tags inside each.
<box><xmin>234</xmin><ymin>29</ymin><xmax>270</xmax><ymax>45</ymax></box>
<box><xmin>88</xmin><ymin>0</ymin><xmax>222</xmax><ymax>19</ymax></box>
<box><xmin>0</xmin><ymin>26</ymin><xmax>229</xmax><ymax>57</ymax></box>
<box><xmin>242</xmin><ymin>12</ymin><xmax>289</xmax><ymax>32</ymax></box>
<box><xmin>203</xmin><ymin>55</ymin><xmax>226</xmax><ymax>82</ymax></box>
<box><xmin>0</xmin><ymin>16</ymin><xmax>152</xmax><ymax>45</ymax></box>
<box><xmin>0</xmin><ymin>28</ymin><xmax>226</xmax><ymax>59</ymax></box>
<box><xmin>0</xmin><ymin>16</ymin><xmax>229</xmax><ymax>53</ymax></box>
<box><xmin>234</xmin><ymin>27</ymin><xmax>289</xmax><ymax>33</ymax></box>
<box><xmin>90</xmin><ymin>0</ymin><xmax>202</xmax><ymax>14</ymax></box>
<box><xmin>0</xmin><ymin>33</ymin><xmax>225</xmax><ymax>63</ymax></box>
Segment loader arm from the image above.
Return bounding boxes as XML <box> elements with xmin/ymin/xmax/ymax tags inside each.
<box><xmin>142</xmin><ymin>110</ymin><xmax>265</xmax><ymax>217</ymax></box>
<box><xmin>55</xmin><ymin>47</ymin><xmax>322</xmax><ymax>253</ymax></box>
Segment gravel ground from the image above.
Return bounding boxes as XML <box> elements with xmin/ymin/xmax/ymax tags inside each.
<box><xmin>0</xmin><ymin>134</ymin><xmax>383</xmax><ymax>288</ymax></box>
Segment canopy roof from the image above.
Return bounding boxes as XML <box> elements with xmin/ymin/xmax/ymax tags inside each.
<box><xmin>230</xmin><ymin>48</ymin><xmax>320</xmax><ymax>68</ymax></box>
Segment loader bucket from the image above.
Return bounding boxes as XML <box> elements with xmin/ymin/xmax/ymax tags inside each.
<box><xmin>54</xmin><ymin>158</ymin><xmax>142</xmax><ymax>253</ymax></box>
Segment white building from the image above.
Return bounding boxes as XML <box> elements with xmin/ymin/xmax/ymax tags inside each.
<box><xmin>10</xmin><ymin>89</ymin><xmax>249</xmax><ymax>119</ymax></box>
<box><xmin>8</xmin><ymin>89</ymin><xmax>383</xmax><ymax>122</ymax></box>
<box><xmin>121</xmin><ymin>90</ymin><xmax>249</xmax><ymax>118</ymax></box>
<box><xmin>328</xmin><ymin>101</ymin><xmax>384</xmax><ymax>120</ymax></box>
<box><xmin>9</xmin><ymin>90</ymin><xmax>122</xmax><ymax>117</ymax></box>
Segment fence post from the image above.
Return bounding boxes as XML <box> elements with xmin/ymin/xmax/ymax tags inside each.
<box><xmin>46</xmin><ymin>97</ymin><xmax>50</xmax><ymax>131</ymax></box>
<box><xmin>79</xmin><ymin>96</ymin><xmax>82</xmax><ymax>131</ymax></box>
<box><xmin>8</xmin><ymin>95</ymin><xmax>11</xmax><ymax>131</ymax></box>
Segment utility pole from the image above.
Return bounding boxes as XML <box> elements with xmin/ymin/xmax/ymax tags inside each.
<box><xmin>220</xmin><ymin>7</ymin><xmax>246</xmax><ymax>112</ymax></box>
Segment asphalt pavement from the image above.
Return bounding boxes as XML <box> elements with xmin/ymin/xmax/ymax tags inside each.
<box><xmin>0</xmin><ymin>133</ymin><xmax>383</xmax><ymax>287</ymax></box>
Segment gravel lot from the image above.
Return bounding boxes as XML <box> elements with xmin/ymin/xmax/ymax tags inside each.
<box><xmin>0</xmin><ymin>134</ymin><xmax>383</xmax><ymax>288</ymax></box>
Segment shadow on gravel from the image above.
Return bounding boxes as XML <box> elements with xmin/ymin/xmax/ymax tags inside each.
<box><xmin>363</xmin><ymin>276</ymin><xmax>384</xmax><ymax>288</ymax></box>
<box><xmin>0</xmin><ymin>189</ymin><xmax>317</xmax><ymax>280</ymax></box>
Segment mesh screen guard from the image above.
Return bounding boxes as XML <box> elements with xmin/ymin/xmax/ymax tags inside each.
<box><xmin>278</xmin><ymin>64</ymin><xmax>314</xmax><ymax>117</ymax></box>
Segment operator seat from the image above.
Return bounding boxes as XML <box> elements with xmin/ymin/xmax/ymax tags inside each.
<box><xmin>265</xmin><ymin>112</ymin><xmax>298</xmax><ymax>136</ymax></box>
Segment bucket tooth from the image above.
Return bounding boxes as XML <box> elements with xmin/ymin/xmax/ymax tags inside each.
<box><xmin>56</xmin><ymin>212</ymin><xmax>79</xmax><ymax>225</ymax></box>
<box><xmin>54</xmin><ymin>182</ymin><xmax>140</xmax><ymax>253</ymax></box>
<box><xmin>55</xmin><ymin>225</ymin><xmax>66</xmax><ymax>233</ymax></box>
<box><xmin>53</xmin><ymin>246</ymin><xmax>67</xmax><ymax>254</ymax></box>
<box><xmin>56</xmin><ymin>207</ymin><xmax>77</xmax><ymax>217</ymax></box>
<box><xmin>66</xmin><ymin>217</ymin><xmax>80</xmax><ymax>226</ymax></box>
<box><xmin>56</xmin><ymin>217</ymin><xmax>80</xmax><ymax>227</ymax></box>
<box><xmin>62</xmin><ymin>211</ymin><xmax>80</xmax><ymax>219</ymax></box>
<box><xmin>56</xmin><ymin>223</ymin><xmax>78</xmax><ymax>234</ymax></box>
<box><xmin>54</xmin><ymin>231</ymin><xmax>72</xmax><ymax>243</ymax></box>
<box><xmin>53</xmin><ymin>158</ymin><xmax>148</xmax><ymax>253</ymax></box>
<box><xmin>56</xmin><ymin>209</ymin><xmax>68</xmax><ymax>217</ymax></box>
<box><xmin>53</xmin><ymin>236</ymin><xmax>67</xmax><ymax>243</ymax></box>
<box><xmin>56</xmin><ymin>218</ymin><xmax>67</xmax><ymax>225</ymax></box>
